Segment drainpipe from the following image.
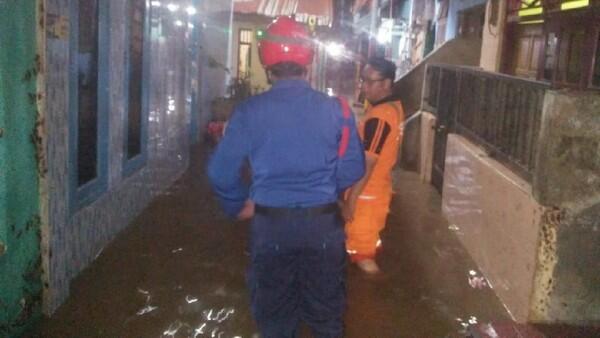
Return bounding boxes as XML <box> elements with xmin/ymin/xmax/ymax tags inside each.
<box><xmin>408</xmin><ymin>0</ymin><xmax>414</xmax><ymax>64</ymax></box>
<box><xmin>389</xmin><ymin>0</ymin><xmax>394</xmax><ymax>59</ymax></box>
<box><xmin>368</xmin><ymin>0</ymin><xmax>379</xmax><ymax>57</ymax></box>
<box><xmin>340</xmin><ymin>0</ymin><xmax>346</xmax><ymax>28</ymax></box>
<box><xmin>225</xmin><ymin>0</ymin><xmax>235</xmax><ymax>94</ymax></box>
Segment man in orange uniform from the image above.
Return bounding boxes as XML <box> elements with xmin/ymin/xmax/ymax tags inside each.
<box><xmin>342</xmin><ymin>57</ymin><xmax>404</xmax><ymax>274</ymax></box>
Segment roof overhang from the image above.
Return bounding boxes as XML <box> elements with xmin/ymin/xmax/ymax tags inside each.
<box><xmin>233</xmin><ymin>0</ymin><xmax>334</xmax><ymax>27</ymax></box>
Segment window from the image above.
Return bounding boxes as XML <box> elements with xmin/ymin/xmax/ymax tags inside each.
<box><xmin>238</xmin><ymin>29</ymin><xmax>252</xmax><ymax>79</ymax></box>
<box><xmin>513</xmin><ymin>0</ymin><xmax>590</xmax><ymax>19</ymax></box>
<box><xmin>543</xmin><ymin>33</ymin><xmax>558</xmax><ymax>81</ymax></box>
<box><xmin>557</xmin><ymin>28</ymin><xmax>585</xmax><ymax>85</ymax></box>
<box><xmin>123</xmin><ymin>0</ymin><xmax>150</xmax><ymax>175</ymax></box>
<box><xmin>561</xmin><ymin>0</ymin><xmax>589</xmax><ymax>11</ymax></box>
<box><xmin>69</xmin><ymin>0</ymin><xmax>109</xmax><ymax>210</ymax></box>
<box><xmin>510</xmin><ymin>1</ymin><xmax>598</xmax><ymax>88</ymax></box>
<box><xmin>77</xmin><ymin>1</ymin><xmax>100</xmax><ymax>185</ymax></box>
<box><xmin>508</xmin><ymin>24</ymin><xmax>543</xmax><ymax>79</ymax></box>
<box><xmin>593</xmin><ymin>33</ymin><xmax>600</xmax><ymax>88</ymax></box>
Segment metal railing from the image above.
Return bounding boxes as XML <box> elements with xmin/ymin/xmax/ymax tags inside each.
<box><xmin>422</xmin><ymin>64</ymin><xmax>550</xmax><ymax>181</ymax></box>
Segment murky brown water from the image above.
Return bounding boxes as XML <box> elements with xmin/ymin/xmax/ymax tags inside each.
<box><xmin>35</xmin><ymin>148</ymin><xmax>515</xmax><ymax>337</ymax></box>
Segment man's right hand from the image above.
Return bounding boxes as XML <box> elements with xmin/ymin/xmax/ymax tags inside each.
<box><xmin>237</xmin><ymin>200</ymin><xmax>255</xmax><ymax>220</ymax></box>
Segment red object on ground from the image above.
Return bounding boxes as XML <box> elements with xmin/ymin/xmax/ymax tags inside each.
<box><xmin>207</xmin><ymin>121</ymin><xmax>225</xmax><ymax>144</ymax></box>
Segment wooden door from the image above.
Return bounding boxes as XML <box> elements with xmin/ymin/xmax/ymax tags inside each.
<box><xmin>504</xmin><ymin>24</ymin><xmax>544</xmax><ymax>79</ymax></box>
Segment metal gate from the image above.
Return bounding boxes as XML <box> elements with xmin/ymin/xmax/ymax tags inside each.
<box><xmin>421</xmin><ymin>64</ymin><xmax>549</xmax><ymax>193</ymax></box>
<box><xmin>422</xmin><ymin>65</ymin><xmax>459</xmax><ymax>193</ymax></box>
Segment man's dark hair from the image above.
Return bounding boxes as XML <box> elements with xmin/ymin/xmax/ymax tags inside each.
<box><xmin>367</xmin><ymin>57</ymin><xmax>396</xmax><ymax>82</ymax></box>
<box><xmin>269</xmin><ymin>62</ymin><xmax>307</xmax><ymax>78</ymax></box>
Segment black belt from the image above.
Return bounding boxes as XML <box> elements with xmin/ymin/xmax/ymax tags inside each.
<box><xmin>255</xmin><ymin>203</ymin><xmax>338</xmax><ymax>218</ymax></box>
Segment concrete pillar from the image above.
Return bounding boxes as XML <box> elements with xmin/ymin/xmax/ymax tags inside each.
<box><xmin>419</xmin><ymin>111</ymin><xmax>436</xmax><ymax>183</ymax></box>
<box><xmin>479</xmin><ymin>0</ymin><xmax>507</xmax><ymax>72</ymax></box>
<box><xmin>530</xmin><ymin>90</ymin><xmax>600</xmax><ymax>323</ymax></box>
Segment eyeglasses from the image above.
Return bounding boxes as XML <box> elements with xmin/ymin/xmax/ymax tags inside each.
<box><xmin>359</xmin><ymin>77</ymin><xmax>386</xmax><ymax>85</ymax></box>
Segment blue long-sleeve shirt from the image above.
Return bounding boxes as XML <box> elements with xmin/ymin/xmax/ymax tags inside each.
<box><xmin>207</xmin><ymin>79</ymin><xmax>365</xmax><ymax>217</ymax></box>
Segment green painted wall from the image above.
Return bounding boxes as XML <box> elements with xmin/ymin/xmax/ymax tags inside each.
<box><xmin>0</xmin><ymin>1</ymin><xmax>43</xmax><ymax>337</ymax></box>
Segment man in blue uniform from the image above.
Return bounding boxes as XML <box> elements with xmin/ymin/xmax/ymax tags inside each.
<box><xmin>207</xmin><ymin>16</ymin><xmax>365</xmax><ymax>338</ymax></box>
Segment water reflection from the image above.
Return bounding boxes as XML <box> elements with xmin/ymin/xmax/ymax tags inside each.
<box><xmin>468</xmin><ymin>269</ymin><xmax>490</xmax><ymax>289</ymax></box>
<box><xmin>162</xmin><ymin>320</ymin><xmax>183</xmax><ymax>337</ymax></box>
<box><xmin>149</xmin><ymin>289</ymin><xmax>240</xmax><ymax>338</ymax></box>
<box><xmin>477</xmin><ymin>323</ymin><xmax>500</xmax><ymax>337</ymax></box>
<box><xmin>456</xmin><ymin>315</ymin><xmax>479</xmax><ymax>334</ymax></box>
<box><xmin>136</xmin><ymin>305</ymin><xmax>158</xmax><ymax>316</ymax></box>
<box><xmin>135</xmin><ymin>288</ymin><xmax>159</xmax><ymax>317</ymax></box>
<box><xmin>186</xmin><ymin>295</ymin><xmax>198</xmax><ymax>304</ymax></box>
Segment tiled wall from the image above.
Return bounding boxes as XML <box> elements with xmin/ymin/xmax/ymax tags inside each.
<box><xmin>42</xmin><ymin>0</ymin><xmax>212</xmax><ymax>314</ymax></box>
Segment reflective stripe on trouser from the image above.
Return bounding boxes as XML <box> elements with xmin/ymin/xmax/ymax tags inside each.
<box><xmin>345</xmin><ymin>193</ymin><xmax>391</xmax><ymax>260</ymax></box>
<box><xmin>248</xmin><ymin>210</ymin><xmax>346</xmax><ymax>338</ymax></box>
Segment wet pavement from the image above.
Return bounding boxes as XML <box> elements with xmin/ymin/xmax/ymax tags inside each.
<box><xmin>35</xmin><ymin>147</ymin><xmax>513</xmax><ymax>337</ymax></box>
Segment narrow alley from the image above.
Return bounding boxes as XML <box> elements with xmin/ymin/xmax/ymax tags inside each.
<box><xmin>37</xmin><ymin>149</ymin><xmax>512</xmax><ymax>337</ymax></box>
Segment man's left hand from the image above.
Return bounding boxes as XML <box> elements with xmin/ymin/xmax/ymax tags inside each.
<box><xmin>340</xmin><ymin>200</ymin><xmax>356</xmax><ymax>223</ymax></box>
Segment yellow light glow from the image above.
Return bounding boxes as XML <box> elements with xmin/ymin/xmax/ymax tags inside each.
<box><xmin>519</xmin><ymin>19</ymin><xmax>545</xmax><ymax>25</ymax></box>
<box><xmin>561</xmin><ymin>0</ymin><xmax>589</xmax><ymax>10</ymax></box>
<box><xmin>519</xmin><ymin>0</ymin><xmax>543</xmax><ymax>17</ymax></box>
<box><xmin>519</xmin><ymin>7</ymin><xmax>543</xmax><ymax>16</ymax></box>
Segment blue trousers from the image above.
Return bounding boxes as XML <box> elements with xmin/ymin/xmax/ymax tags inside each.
<box><xmin>248</xmin><ymin>209</ymin><xmax>346</xmax><ymax>338</ymax></box>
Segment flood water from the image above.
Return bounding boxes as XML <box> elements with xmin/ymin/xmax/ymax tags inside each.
<box><xmin>36</xmin><ymin>148</ymin><xmax>514</xmax><ymax>337</ymax></box>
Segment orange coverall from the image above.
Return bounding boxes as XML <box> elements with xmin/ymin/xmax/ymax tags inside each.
<box><xmin>346</xmin><ymin>99</ymin><xmax>404</xmax><ymax>261</ymax></box>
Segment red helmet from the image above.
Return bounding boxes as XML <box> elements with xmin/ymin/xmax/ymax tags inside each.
<box><xmin>258</xmin><ymin>16</ymin><xmax>314</xmax><ymax>67</ymax></box>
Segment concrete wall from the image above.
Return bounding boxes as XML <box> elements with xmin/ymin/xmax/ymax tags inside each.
<box><xmin>442</xmin><ymin>134</ymin><xmax>544</xmax><ymax>322</ymax></box>
<box><xmin>533</xmin><ymin>90</ymin><xmax>600</xmax><ymax>210</ymax></box>
<box><xmin>41</xmin><ymin>0</ymin><xmax>227</xmax><ymax>314</ymax></box>
<box><xmin>479</xmin><ymin>0</ymin><xmax>507</xmax><ymax>72</ymax></box>
<box><xmin>530</xmin><ymin>90</ymin><xmax>600</xmax><ymax>323</ymax></box>
<box><xmin>0</xmin><ymin>2</ymin><xmax>43</xmax><ymax>336</ymax></box>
